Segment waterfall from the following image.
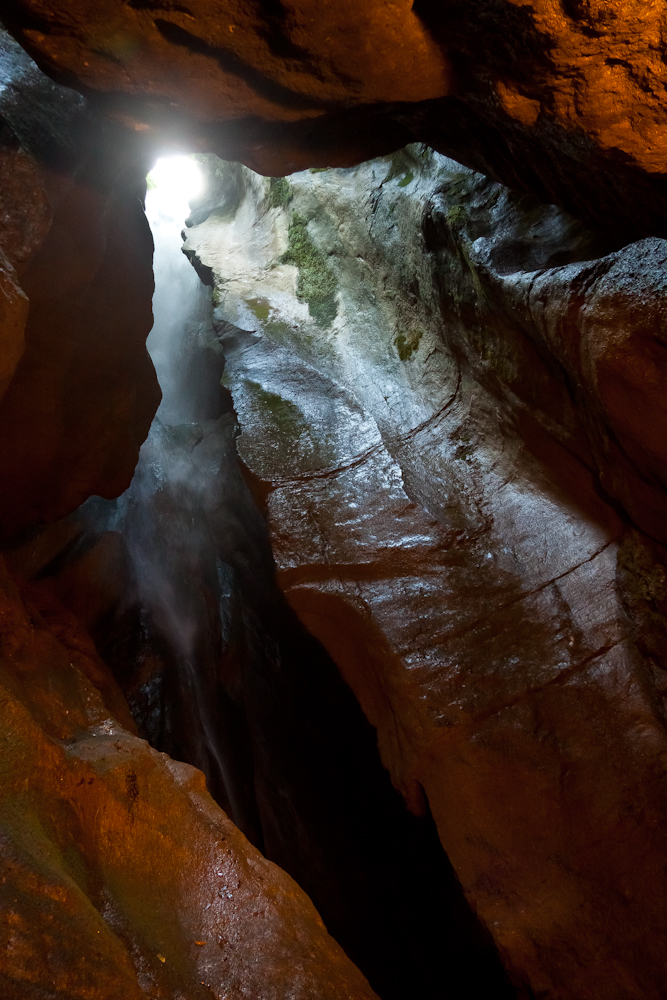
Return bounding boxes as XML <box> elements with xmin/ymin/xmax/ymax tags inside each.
<box><xmin>78</xmin><ymin>157</ymin><xmax>259</xmax><ymax>826</ymax></box>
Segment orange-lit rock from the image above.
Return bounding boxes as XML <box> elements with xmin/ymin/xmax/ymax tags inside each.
<box><xmin>0</xmin><ymin>0</ymin><xmax>450</xmax><ymax>146</ymax></box>
<box><xmin>497</xmin><ymin>0</ymin><xmax>667</xmax><ymax>172</ymax></box>
<box><xmin>0</xmin><ymin>553</ymin><xmax>379</xmax><ymax>998</ymax></box>
<box><xmin>4</xmin><ymin>1</ymin><xmax>667</xmax><ymax>236</ymax></box>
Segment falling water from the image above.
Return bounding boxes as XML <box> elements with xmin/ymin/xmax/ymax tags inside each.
<box><xmin>145</xmin><ymin>157</ymin><xmax>211</xmax><ymax>424</ymax></box>
<box><xmin>83</xmin><ymin>156</ymin><xmax>257</xmax><ymax>822</ymax></box>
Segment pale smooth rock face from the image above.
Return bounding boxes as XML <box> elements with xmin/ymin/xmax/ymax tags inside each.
<box><xmin>182</xmin><ymin>149</ymin><xmax>667</xmax><ymax>998</ymax></box>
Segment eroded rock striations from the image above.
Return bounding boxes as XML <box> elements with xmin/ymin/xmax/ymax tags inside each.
<box><xmin>181</xmin><ymin>148</ymin><xmax>667</xmax><ymax>998</ymax></box>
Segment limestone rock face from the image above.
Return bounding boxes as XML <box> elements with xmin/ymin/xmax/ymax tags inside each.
<box><xmin>0</xmin><ymin>552</ymin><xmax>380</xmax><ymax>1000</ymax></box>
<box><xmin>0</xmin><ymin>30</ymin><xmax>159</xmax><ymax>539</ymax></box>
<box><xmin>182</xmin><ymin>149</ymin><xmax>667</xmax><ymax>998</ymax></box>
<box><xmin>4</xmin><ymin>2</ymin><xmax>667</xmax><ymax>238</ymax></box>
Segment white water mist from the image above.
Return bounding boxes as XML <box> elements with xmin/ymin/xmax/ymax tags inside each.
<box><xmin>95</xmin><ymin>156</ymin><xmax>244</xmax><ymax>810</ymax></box>
<box><xmin>146</xmin><ymin>156</ymin><xmax>211</xmax><ymax>424</ymax></box>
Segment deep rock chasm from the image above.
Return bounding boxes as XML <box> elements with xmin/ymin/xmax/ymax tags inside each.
<box><xmin>2</xmin><ymin>8</ymin><xmax>667</xmax><ymax>1000</ymax></box>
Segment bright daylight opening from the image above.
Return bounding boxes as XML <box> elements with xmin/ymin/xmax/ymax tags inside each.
<box><xmin>147</xmin><ymin>154</ymin><xmax>204</xmax><ymax>219</ymax></box>
<box><xmin>144</xmin><ymin>154</ymin><xmax>208</xmax><ymax>417</ymax></box>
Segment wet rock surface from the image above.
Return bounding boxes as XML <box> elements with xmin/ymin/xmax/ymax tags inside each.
<box><xmin>3</xmin><ymin>19</ymin><xmax>667</xmax><ymax>1000</ymax></box>
<box><xmin>4</xmin><ymin>2</ymin><xmax>667</xmax><ymax>239</ymax></box>
<box><xmin>181</xmin><ymin>149</ymin><xmax>667</xmax><ymax>998</ymax></box>
<box><xmin>0</xmin><ymin>555</ymin><xmax>381</xmax><ymax>1000</ymax></box>
<box><xmin>10</xmin><ymin>286</ymin><xmax>514</xmax><ymax>997</ymax></box>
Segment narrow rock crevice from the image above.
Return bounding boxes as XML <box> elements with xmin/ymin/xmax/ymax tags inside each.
<box><xmin>3</xmin><ymin>22</ymin><xmax>667</xmax><ymax>1000</ymax></box>
<box><xmin>30</xmin><ymin>323</ymin><xmax>517</xmax><ymax>1000</ymax></box>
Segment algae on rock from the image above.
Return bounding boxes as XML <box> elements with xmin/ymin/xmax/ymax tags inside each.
<box><xmin>280</xmin><ymin>212</ymin><xmax>338</xmax><ymax>328</ymax></box>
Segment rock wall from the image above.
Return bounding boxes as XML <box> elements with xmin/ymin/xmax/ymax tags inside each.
<box><xmin>0</xmin><ymin>553</ymin><xmax>380</xmax><ymax>999</ymax></box>
<box><xmin>0</xmin><ymin>33</ymin><xmax>387</xmax><ymax>1000</ymax></box>
<box><xmin>181</xmin><ymin>148</ymin><xmax>667</xmax><ymax>998</ymax></box>
<box><xmin>0</xmin><ymin>30</ymin><xmax>159</xmax><ymax>540</ymax></box>
<box><xmin>4</xmin><ymin>2</ymin><xmax>667</xmax><ymax>240</ymax></box>
<box><xmin>3</xmin><ymin>11</ymin><xmax>667</xmax><ymax>1000</ymax></box>
<box><xmin>8</xmin><ymin>274</ymin><xmax>514</xmax><ymax>1000</ymax></box>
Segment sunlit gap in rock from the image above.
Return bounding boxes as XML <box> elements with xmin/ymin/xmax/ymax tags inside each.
<box><xmin>74</xmin><ymin>152</ymin><xmax>245</xmax><ymax>824</ymax></box>
<box><xmin>145</xmin><ymin>155</ymin><xmax>207</xmax><ymax>421</ymax></box>
<box><xmin>110</xmin><ymin>152</ymin><xmax>239</xmax><ymax>808</ymax></box>
<box><xmin>69</xmin><ymin>148</ymin><xmax>518</xmax><ymax>1000</ymax></box>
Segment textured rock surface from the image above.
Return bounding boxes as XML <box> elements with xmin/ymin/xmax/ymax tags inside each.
<box><xmin>7</xmin><ymin>253</ymin><xmax>514</xmax><ymax>997</ymax></box>
<box><xmin>0</xmin><ymin>552</ymin><xmax>381</xmax><ymax>999</ymax></box>
<box><xmin>2</xmin><ymin>13</ymin><xmax>667</xmax><ymax>998</ymax></box>
<box><xmin>0</xmin><ymin>30</ymin><xmax>159</xmax><ymax>538</ymax></box>
<box><xmin>182</xmin><ymin>148</ymin><xmax>667</xmax><ymax>998</ymax></box>
<box><xmin>4</xmin><ymin>2</ymin><xmax>667</xmax><ymax>239</ymax></box>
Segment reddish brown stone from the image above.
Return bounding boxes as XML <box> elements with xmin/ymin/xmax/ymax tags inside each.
<box><xmin>0</xmin><ymin>247</ymin><xmax>28</xmax><ymax>402</ymax></box>
<box><xmin>507</xmin><ymin>240</ymin><xmax>667</xmax><ymax>544</ymax></box>
<box><xmin>0</xmin><ymin>32</ymin><xmax>161</xmax><ymax>538</ymax></box>
<box><xmin>4</xmin><ymin>1</ymin><xmax>667</xmax><ymax>237</ymax></box>
<box><xmin>0</xmin><ymin>552</ymin><xmax>380</xmax><ymax>998</ymax></box>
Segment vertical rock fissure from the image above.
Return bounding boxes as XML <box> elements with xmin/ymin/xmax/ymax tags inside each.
<box><xmin>25</xmin><ymin>155</ymin><xmax>517</xmax><ymax>999</ymax></box>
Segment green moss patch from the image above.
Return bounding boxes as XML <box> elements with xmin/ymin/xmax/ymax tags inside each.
<box><xmin>241</xmin><ymin>379</ymin><xmax>336</xmax><ymax>470</ymax></box>
<box><xmin>454</xmin><ymin>442</ymin><xmax>475</xmax><ymax>463</ymax></box>
<box><xmin>268</xmin><ymin>177</ymin><xmax>292</xmax><ymax>209</ymax></box>
<box><xmin>280</xmin><ymin>213</ymin><xmax>338</xmax><ymax>328</ymax></box>
<box><xmin>383</xmin><ymin>150</ymin><xmax>418</xmax><ymax>187</ymax></box>
<box><xmin>394</xmin><ymin>329</ymin><xmax>423</xmax><ymax>361</ymax></box>
<box><xmin>446</xmin><ymin>205</ymin><xmax>467</xmax><ymax>228</ymax></box>
<box><xmin>245</xmin><ymin>297</ymin><xmax>271</xmax><ymax>321</ymax></box>
<box><xmin>244</xmin><ymin>380</ymin><xmax>309</xmax><ymax>436</ymax></box>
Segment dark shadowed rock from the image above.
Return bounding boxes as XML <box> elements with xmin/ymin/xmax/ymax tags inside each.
<box><xmin>0</xmin><ymin>30</ymin><xmax>159</xmax><ymax>539</ymax></box>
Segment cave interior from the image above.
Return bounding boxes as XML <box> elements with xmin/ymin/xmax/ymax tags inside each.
<box><xmin>2</xmin><ymin>4</ymin><xmax>667</xmax><ymax>1000</ymax></box>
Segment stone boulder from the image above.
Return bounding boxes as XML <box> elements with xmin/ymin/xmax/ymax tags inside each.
<box><xmin>0</xmin><ymin>552</ymin><xmax>379</xmax><ymax>999</ymax></box>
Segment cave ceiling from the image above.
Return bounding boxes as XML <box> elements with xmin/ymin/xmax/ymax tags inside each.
<box><xmin>2</xmin><ymin>0</ymin><xmax>667</xmax><ymax>240</ymax></box>
<box><xmin>3</xmin><ymin>4</ymin><xmax>667</xmax><ymax>999</ymax></box>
